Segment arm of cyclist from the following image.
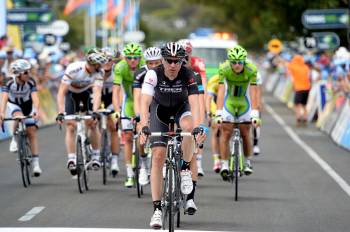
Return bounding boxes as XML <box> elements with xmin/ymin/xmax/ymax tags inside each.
<box><xmin>133</xmin><ymin>88</ymin><xmax>141</xmax><ymax>117</ymax></box>
<box><xmin>139</xmin><ymin>70</ymin><xmax>155</xmax><ymax>144</ymax></box>
<box><xmin>215</xmin><ymin>83</ymin><xmax>225</xmax><ymax>123</ymax></box>
<box><xmin>31</xmin><ymin>91</ymin><xmax>40</xmax><ymax>121</ymax></box>
<box><xmin>92</xmin><ymin>83</ymin><xmax>103</xmax><ymax>120</ymax></box>
<box><xmin>249</xmin><ymin>73</ymin><xmax>261</xmax><ymax>127</ymax></box>
<box><xmin>0</xmin><ymin>91</ymin><xmax>8</xmax><ymax>124</ymax></box>
<box><xmin>56</xmin><ymin>82</ymin><xmax>69</xmax><ymax>123</ymax></box>
<box><xmin>189</xmin><ymin>94</ymin><xmax>207</xmax><ymax>143</ymax></box>
<box><xmin>112</xmin><ymin>85</ymin><xmax>121</xmax><ymax>119</ymax></box>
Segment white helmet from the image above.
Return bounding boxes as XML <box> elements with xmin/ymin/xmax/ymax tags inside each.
<box><xmin>144</xmin><ymin>47</ymin><xmax>162</xmax><ymax>61</ymax></box>
<box><xmin>86</xmin><ymin>52</ymin><xmax>108</xmax><ymax>65</ymax></box>
<box><xmin>10</xmin><ymin>59</ymin><xmax>31</xmax><ymax>75</ymax></box>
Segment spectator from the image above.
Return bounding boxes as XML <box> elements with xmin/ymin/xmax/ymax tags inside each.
<box><xmin>287</xmin><ymin>54</ymin><xmax>311</xmax><ymax>126</ymax></box>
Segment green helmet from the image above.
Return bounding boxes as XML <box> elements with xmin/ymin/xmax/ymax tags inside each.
<box><xmin>227</xmin><ymin>45</ymin><xmax>247</xmax><ymax>61</ymax></box>
<box><xmin>123</xmin><ymin>43</ymin><xmax>142</xmax><ymax>56</ymax></box>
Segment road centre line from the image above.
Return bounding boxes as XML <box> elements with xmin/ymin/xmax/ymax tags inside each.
<box><xmin>17</xmin><ymin>206</ymin><xmax>45</xmax><ymax>222</ymax></box>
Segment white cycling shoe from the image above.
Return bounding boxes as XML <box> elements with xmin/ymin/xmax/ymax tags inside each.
<box><xmin>32</xmin><ymin>160</ymin><xmax>42</xmax><ymax>177</ymax></box>
<box><xmin>9</xmin><ymin>137</ymin><xmax>18</xmax><ymax>152</ymax></box>
<box><xmin>184</xmin><ymin>199</ymin><xmax>198</xmax><ymax>215</ymax></box>
<box><xmin>139</xmin><ymin>168</ymin><xmax>149</xmax><ymax>186</ymax></box>
<box><xmin>91</xmin><ymin>155</ymin><xmax>101</xmax><ymax>170</ymax></box>
<box><xmin>149</xmin><ymin>209</ymin><xmax>162</xmax><ymax>229</ymax></box>
<box><xmin>180</xmin><ymin>169</ymin><xmax>193</xmax><ymax>195</ymax></box>
<box><xmin>67</xmin><ymin>158</ymin><xmax>77</xmax><ymax>176</ymax></box>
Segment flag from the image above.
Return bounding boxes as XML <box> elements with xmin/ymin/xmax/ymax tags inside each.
<box><xmin>122</xmin><ymin>0</ymin><xmax>133</xmax><ymax>30</ymax></box>
<box><xmin>107</xmin><ymin>0</ymin><xmax>125</xmax><ymax>27</ymax></box>
<box><xmin>64</xmin><ymin>0</ymin><xmax>91</xmax><ymax>16</ymax></box>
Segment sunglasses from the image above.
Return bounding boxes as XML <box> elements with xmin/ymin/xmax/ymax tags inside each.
<box><xmin>230</xmin><ymin>60</ymin><xmax>245</xmax><ymax>65</ymax></box>
<box><xmin>22</xmin><ymin>71</ymin><xmax>30</xmax><ymax>75</ymax></box>
<box><xmin>165</xmin><ymin>58</ymin><xmax>182</xmax><ymax>65</ymax></box>
<box><xmin>126</xmin><ymin>56</ymin><xmax>140</xmax><ymax>60</ymax></box>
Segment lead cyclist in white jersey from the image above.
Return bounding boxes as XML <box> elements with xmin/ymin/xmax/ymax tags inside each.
<box><xmin>56</xmin><ymin>52</ymin><xmax>108</xmax><ymax>175</ymax></box>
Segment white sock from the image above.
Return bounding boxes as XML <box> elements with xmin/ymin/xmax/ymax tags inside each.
<box><xmin>68</xmin><ymin>153</ymin><xmax>76</xmax><ymax>160</ymax></box>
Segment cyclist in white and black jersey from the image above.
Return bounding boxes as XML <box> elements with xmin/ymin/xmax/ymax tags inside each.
<box><xmin>133</xmin><ymin>46</ymin><xmax>162</xmax><ymax>186</ymax></box>
<box><xmin>101</xmin><ymin>47</ymin><xmax>122</xmax><ymax>174</ymax></box>
<box><xmin>0</xmin><ymin>59</ymin><xmax>42</xmax><ymax>176</ymax></box>
<box><xmin>56</xmin><ymin>52</ymin><xmax>108</xmax><ymax>176</ymax></box>
<box><xmin>139</xmin><ymin>42</ymin><xmax>206</xmax><ymax>229</ymax></box>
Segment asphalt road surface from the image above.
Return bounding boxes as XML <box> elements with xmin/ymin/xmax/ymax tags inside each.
<box><xmin>0</xmin><ymin>94</ymin><xmax>349</xmax><ymax>232</ymax></box>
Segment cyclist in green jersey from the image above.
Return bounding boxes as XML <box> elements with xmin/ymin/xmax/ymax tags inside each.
<box><xmin>215</xmin><ymin>45</ymin><xmax>261</xmax><ymax>180</ymax></box>
<box><xmin>112</xmin><ymin>42</ymin><xmax>145</xmax><ymax>187</ymax></box>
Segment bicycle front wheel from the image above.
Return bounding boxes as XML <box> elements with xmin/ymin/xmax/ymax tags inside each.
<box><xmin>76</xmin><ymin>136</ymin><xmax>86</xmax><ymax>193</ymax></box>
<box><xmin>168</xmin><ymin>164</ymin><xmax>174</xmax><ymax>232</ymax></box>
<box><xmin>234</xmin><ymin>140</ymin><xmax>240</xmax><ymax>201</ymax></box>
<box><xmin>25</xmin><ymin>140</ymin><xmax>32</xmax><ymax>185</ymax></box>
<box><xmin>17</xmin><ymin>135</ymin><xmax>29</xmax><ymax>188</ymax></box>
<box><xmin>101</xmin><ymin>129</ymin><xmax>109</xmax><ymax>185</ymax></box>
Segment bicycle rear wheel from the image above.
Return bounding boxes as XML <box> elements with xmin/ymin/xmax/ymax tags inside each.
<box><xmin>234</xmin><ymin>140</ymin><xmax>240</xmax><ymax>201</ymax></box>
<box><xmin>101</xmin><ymin>129</ymin><xmax>108</xmax><ymax>185</ymax></box>
<box><xmin>76</xmin><ymin>136</ymin><xmax>86</xmax><ymax>193</ymax></box>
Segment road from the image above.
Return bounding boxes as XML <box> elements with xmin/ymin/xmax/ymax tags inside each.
<box><xmin>0</xmin><ymin>94</ymin><xmax>349</xmax><ymax>232</ymax></box>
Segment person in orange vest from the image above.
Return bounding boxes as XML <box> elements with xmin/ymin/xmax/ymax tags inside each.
<box><xmin>287</xmin><ymin>54</ymin><xmax>311</xmax><ymax>126</ymax></box>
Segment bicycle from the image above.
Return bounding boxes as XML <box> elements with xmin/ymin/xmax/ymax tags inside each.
<box><xmin>118</xmin><ymin>116</ymin><xmax>144</xmax><ymax>198</ymax></box>
<box><xmin>60</xmin><ymin>112</ymin><xmax>95</xmax><ymax>194</ymax></box>
<box><xmin>97</xmin><ymin>108</ymin><xmax>114</xmax><ymax>185</ymax></box>
<box><xmin>222</xmin><ymin>117</ymin><xmax>251</xmax><ymax>202</ymax></box>
<box><xmin>147</xmin><ymin>117</ymin><xmax>198</xmax><ymax>232</ymax></box>
<box><xmin>2</xmin><ymin>116</ymin><xmax>33</xmax><ymax>188</ymax></box>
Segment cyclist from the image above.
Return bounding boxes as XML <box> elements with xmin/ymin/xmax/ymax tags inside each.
<box><xmin>56</xmin><ymin>52</ymin><xmax>108</xmax><ymax>175</ymax></box>
<box><xmin>205</xmin><ymin>74</ymin><xmax>222</xmax><ymax>173</ymax></box>
<box><xmin>139</xmin><ymin>42</ymin><xmax>204</xmax><ymax>229</ymax></box>
<box><xmin>133</xmin><ymin>46</ymin><xmax>162</xmax><ymax>186</ymax></box>
<box><xmin>101</xmin><ymin>47</ymin><xmax>122</xmax><ymax>175</ymax></box>
<box><xmin>215</xmin><ymin>45</ymin><xmax>261</xmax><ymax>180</ymax></box>
<box><xmin>112</xmin><ymin>42</ymin><xmax>145</xmax><ymax>188</ymax></box>
<box><xmin>0</xmin><ymin>59</ymin><xmax>42</xmax><ymax>176</ymax></box>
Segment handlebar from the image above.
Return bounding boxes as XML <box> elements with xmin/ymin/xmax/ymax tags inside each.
<box><xmin>96</xmin><ymin>109</ymin><xmax>114</xmax><ymax>115</ymax></box>
<box><xmin>147</xmin><ymin>131</ymin><xmax>193</xmax><ymax>137</ymax></box>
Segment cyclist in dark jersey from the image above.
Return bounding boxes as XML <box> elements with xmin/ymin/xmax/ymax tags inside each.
<box><xmin>139</xmin><ymin>42</ymin><xmax>205</xmax><ymax>229</ymax></box>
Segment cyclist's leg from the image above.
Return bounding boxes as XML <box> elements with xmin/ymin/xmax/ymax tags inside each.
<box><xmin>219</xmin><ymin>106</ymin><xmax>234</xmax><ymax>179</ymax></box>
<box><xmin>7</xmin><ymin>102</ymin><xmax>20</xmax><ymax>152</ymax></box>
<box><xmin>237</xmin><ymin>108</ymin><xmax>253</xmax><ymax>174</ymax></box>
<box><xmin>123</xmin><ymin>130</ymin><xmax>134</xmax><ymax>186</ymax></box>
<box><xmin>64</xmin><ymin>91</ymin><xmax>78</xmax><ymax>173</ymax></box>
<box><xmin>108</xmin><ymin>115</ymin><xmax>120</xmax><ymax>173</ymax></box>
<box><xmin>210</xmin><ymin>121</ymin><xmax>221</xmax><ymax>172</ymax></box>
<box><xmin>149</xmin><ymin>102</ymin><xmax>168</xmax><ymax>228</ymax></box>
<box><xmin>178</xmin><ymin>110</ymin><xmax>195</xmax><ymax>194</ymax></box>
<box><xmin>196</xmin><ymin>93</ymin><xmax>205</xmax><ymax>176</ymax></box>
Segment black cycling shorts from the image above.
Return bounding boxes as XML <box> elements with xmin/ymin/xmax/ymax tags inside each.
<box><xmin>65</xmin><ymin>89</ymin><xmax>92</xmax><ymax>114</ymax></box>
<box><xmin>149</xmin><ymin>101</ymin><xmax>191</xmax><ymax>148</ymax></box>
<box><xmin>101</xmin><ymin>90</ymin><xmax>112</xmax><ymax>108</ymax></box>
<box><xmin>294</xmin><ymin>90</ymin><xmax>309</xmax><ymax>105</ymax></box>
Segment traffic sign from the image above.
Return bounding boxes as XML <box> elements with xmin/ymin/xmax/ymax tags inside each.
<box><xmin>302</xmin><ymin>9</ymin><xmax>349</xmax><ymax>29</ymax></box>
<box><xmin>36</xmin><ymin>20</ymin><xmax>69</xmax><ymax>36</ymax></box>
<box><xmin>7</xmin><ymin>8</ymin><xmax>54</xmax><ymax>25</ymax></box>
<box><xmin>268</xmin><ymin>39</ymin><xmax>283</xmax><ymax>54</ymax></box>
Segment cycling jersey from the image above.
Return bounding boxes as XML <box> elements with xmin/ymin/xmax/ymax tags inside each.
<box><xmin>142</xmin><ymin>64</ymin><xmax>198</xmax><ymax>108</ymax></box>
<box><xmin>219</xmin><ymin>60</ymin><xmax>257</xmax><ymax>117</ymax></box>
<box><xmin>2</xmin><ymin>77</ymin><xmax>37</xmax><ymax>104</ymax></box>
<box><xmin>193</xmin><ymin>70</ymin><xmax>204</xmax><ymax>94</ymax></box>
<box><xmin>133</xmin><ymin>65</ymin><xmax>148</xmax><ymax>89</ymax></box>
<box><xmin>2</xmin><ymin>77</ymin><xmax>37</xmax><ymax>125</ymax></box>
<box><xmin>113</xmin><ymin>59</ymin><xmax>145</xmax><ymax>118</ymax></box>
<box><xmin>62</xmin><ymin>61</ymin><xmax>104</xmax><ymax>93</ymax></box>
<box><xmin>206</xmin><ymin>74</ymin><xmax>220</xmax><ymax>114</ymax></box>
<box><xmin>101</xmin><ymin>67</ymin><xmax>114</xmax><ymax>108</ymax></box>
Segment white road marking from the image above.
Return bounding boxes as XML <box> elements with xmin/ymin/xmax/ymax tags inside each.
<box><xmin>17</xmin><ymin>206</ymin><xmax>45</xmax><ymax>222</ymax></box>
<box><xmin>0</xmin><ymin>228</ymin><xmax>235</xmax><ymax>232</ymax></box>
<box><xmin>265</xmin><ymin>103</ymin><xmax>350</xmax><ymax>198</ymax></box>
